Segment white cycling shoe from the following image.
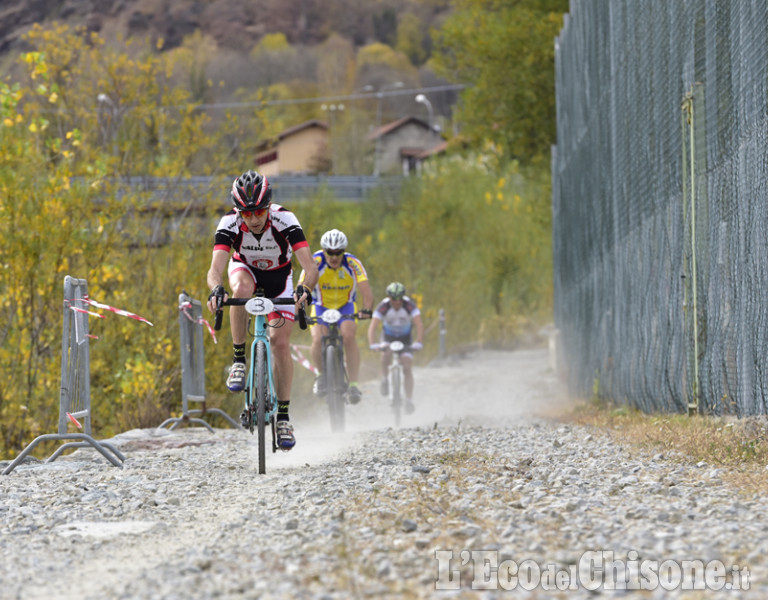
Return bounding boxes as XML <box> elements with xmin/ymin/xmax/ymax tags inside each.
<box><xmin>276</xmin><ymin>421</ymin><xmax>296</xmax><ymax>450</ymax></box>
<box><xmin>227</xmin><ymin>362</ymin><xmax>246</xmax><ymax>392</ymax></box>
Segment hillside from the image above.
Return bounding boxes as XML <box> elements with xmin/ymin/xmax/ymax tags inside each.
<box><xmin>0</xmin><ymin>0</ymin><xmax>450</xmax><ymax>62</ymax></box>
<box><xmin>0</xmin><ymin>0</ymin><xmax>457</xmax><ymax>135</ymax></box>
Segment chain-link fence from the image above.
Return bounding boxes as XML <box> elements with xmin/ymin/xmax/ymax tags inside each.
<box><xmin>552</xmin><ymin>0</ymin><xmax>768</xmax><ymax>416</ymax></box>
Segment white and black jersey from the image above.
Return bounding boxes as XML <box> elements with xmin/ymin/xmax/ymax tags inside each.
<box><xmin>373</xmin><ymin>296</ymin><xmax>420</xmax><ymax>341</ymax></box>
<box><xmin>213</xmin><ymin>203</ymin><xmax>309</xmax><ymax>297</ymax></box>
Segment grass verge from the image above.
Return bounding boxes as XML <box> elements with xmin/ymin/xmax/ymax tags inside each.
<box><xmin>561</xmin><ymin>400</ymin><xmax>768</xmax><ymax>493</ymax></box>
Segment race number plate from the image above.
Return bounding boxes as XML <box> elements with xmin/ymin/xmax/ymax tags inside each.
<box><xmin>321</xmin><ymin>309</ymin><xmax>342</xmax><ymax>324</ymax></box>
<box><xmin>245</xmin><ymin>297</ymin><xmax>275</xmax><ymax>316</ymax></box>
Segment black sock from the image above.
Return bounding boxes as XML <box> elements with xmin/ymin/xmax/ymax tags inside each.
<box><xmin>233</xmin><ymin>343</ymin><xmax>246</xmax><ymax>364</ymax></box>
<box><xmin>277</xmin><ymin>401</ymin><xmax>290</xmax><ymax>422</ymax></box>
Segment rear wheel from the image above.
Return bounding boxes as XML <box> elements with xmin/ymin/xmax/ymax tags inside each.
<box><xmin>255</xmin><ymin>341</ymin><xmax>268</xmax><ymax>474</ymax></box>
<box><xmin>326</xmin><ymin>344</ymin><xmax>346</xmax><ymax>432</ymax></box>
<box><xmin>391</xmin><ymin>365</ymin><xmax>402</xmax><ymax>428</ymax></box>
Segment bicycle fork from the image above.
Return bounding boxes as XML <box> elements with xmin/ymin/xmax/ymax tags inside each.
<box><xmin>244</xmin><ymin>323</ymin><xmax>279</xmax><ymax>448</ymax></box>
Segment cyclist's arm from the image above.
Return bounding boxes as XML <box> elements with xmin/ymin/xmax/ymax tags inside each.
<box><xmin>412</xmin><ymin>313</ymin><xmax>425</xmax><ymax>344</ymax></box>
<box><xmin>357</xmin><ymin>279</ymin><xmax>374</xmax><ymax>314</ymax></box>
<box><xmin>206</xmin><ymin>248</ymin><xmax>230</xmax><ymax>313</ymax></box>
<box><xmin>367</xmin><ymin>316</ymin><xmax>382</xmax><ymax>346</ymax></box>
<box><xmin>294</xmin><ymin>246</ymin><xmax>319</xmax><ymax>293</ymax></box>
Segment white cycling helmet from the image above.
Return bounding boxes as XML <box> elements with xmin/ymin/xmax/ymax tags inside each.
<box><xmin>320</xmin><ymin>229</ymin><xmax>348</xmax><ymax>251</ymax></box>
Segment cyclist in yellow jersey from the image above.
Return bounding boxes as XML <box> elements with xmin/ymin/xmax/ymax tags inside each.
<box><xmin>299</xmin><ymin>229</ymin><xmax>374</xmax><ymax>403</ymax></box>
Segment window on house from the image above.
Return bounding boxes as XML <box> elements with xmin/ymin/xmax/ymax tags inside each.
<box><xmin>257</xmin><ymin>151</ymin><xmax>277</xmax><ymax>166</ymax></box>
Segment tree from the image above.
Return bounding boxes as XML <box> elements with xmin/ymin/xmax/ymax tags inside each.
<box><xmin>396</xmin><ymin>13</ymin><xmax>427</xmax><ymax>66</ymax></box>
<box><xmin>431</xmin><ymin>0</ymin><xmax>568</xmax><ymax>162</ymax></box>
<box><xmin>316</xmin><ymin>34</ymin><xmax>356</xmax><ymax>94</ymax></box>
<box><xmin>168</xmin><ymin>31</ymin><xmax>219</xmax><ymax>104</ymax></box>
<box><xmin>373</xmin><ymin>8</ymin><xmax>398</xmax><ymax>46</ymax></box>
<box><xmin>356</xmin><ymin>42</ymin><xmax>417</xmax><ymax>86</ymax></box>
<box><xmin>0</xmin><ymin>24</ymin><xmax>244</xmax><ymax>459</ymax></box>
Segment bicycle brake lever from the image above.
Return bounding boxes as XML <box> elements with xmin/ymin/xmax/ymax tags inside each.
<box><xmin>214</xmin><ymin>309</ymin><xmax>223</xmax><ymax>331</ymax></box>
<box><xmin>297</xmin><ymin>306</ymin><xmax>307</xmax><ymax>330</ymax></box>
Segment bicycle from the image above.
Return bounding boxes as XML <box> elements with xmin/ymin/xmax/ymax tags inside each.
<box><xmin>304</xmin><ymin>310</ymin><xmax>369</xmax><ymax>433</ymax></box>
<box><xmin>214</xmin><ymin>291</ymin><xmax>307</xmax><ymax>474</ymax></box>
<box><xmin>374</xmin><ymin>341</ymin><xmax>415</xmax><ymax>428</ymax></box>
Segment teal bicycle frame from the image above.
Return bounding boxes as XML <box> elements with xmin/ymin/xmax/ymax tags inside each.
<box><xmin>215</xmin><ymin>292</ymin><xmax>306</xmax><ymax>474</ymax></box>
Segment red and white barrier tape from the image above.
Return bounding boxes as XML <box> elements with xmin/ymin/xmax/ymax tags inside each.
<box><xmin>291</xmin><ymin>344</ymin><xmax>319</xmax><ymax>375</ymax></box>
<box><xmin>77</xmin><ymin>296</ymin><xmax>154</xmax><ymax>326</ymax></box>
<box><xmin>66</xmin><ymin>412</ymin><xmax>82</xmax><ymax>429</ymax></box>
<box><xmin>69</xmin><ymin>306</ymin><xmax>105</xmax><ymax>319</ymax></box>
<box><xmin>69</xmin><ymin>306</ymin><xmax>102</xmax><ymax>344</ymax></box>
<box><xmin>179</xmin><ymin>301</ymin><xmax>218</xmax><ymax>344</ymax></box>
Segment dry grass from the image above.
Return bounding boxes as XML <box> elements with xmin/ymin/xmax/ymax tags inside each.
<box><xmin>561</xmin><ymin>400</ymin><xmax>768</xmax><ymax>493</ymax></box>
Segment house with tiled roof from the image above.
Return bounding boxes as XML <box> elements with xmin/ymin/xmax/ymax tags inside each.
<box><xmin>368</xmin><ymin>116</ymin><xmax>444</xmax><ymax>175</ymax></box>
<box><xmin>255</xmin><ymin>119</ymin><xmax>330</xmax><ymax>176</ymax></box>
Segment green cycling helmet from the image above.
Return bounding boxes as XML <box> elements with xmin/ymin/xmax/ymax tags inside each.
<box><xmin>386</xmin><ymin>282</ymin><xmax>406</xmax><ymax>300</ymax></box>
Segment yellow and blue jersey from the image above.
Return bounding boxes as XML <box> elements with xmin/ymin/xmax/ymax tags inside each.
<box><xmin>309</xmin><ymin>250</ymin><xmax>368</xmax><ymax>310</ymax></box>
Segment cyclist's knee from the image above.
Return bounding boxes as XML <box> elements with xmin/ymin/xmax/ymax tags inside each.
<box><xmin>230</xmin><ymin>278</ymin><xmax>253</xmax><ymax>297</ymax></box>
<box><xmin>270</xmin><ymin>330</ymin><xmax>291</xmax><ymax>353</ymax></box>
<box><xmin>310</xmin><ymin>326</ymin><xmax>325</xmax><ymax>343</ymax></box>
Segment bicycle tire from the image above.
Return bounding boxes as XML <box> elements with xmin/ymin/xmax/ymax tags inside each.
<box><xmin>255</xmin><ymin>340</ymin><xmax>268</xmax><ymax>474</ymax></box>
<box><xmin>391</xmin><ymin>365</ymin><xmax>402</xmax><ymax>428</ymax></box>
<box><xmin>325</xmin><ymin>344</ymin><xmax>346</xmax><ymax>433</ymax></box>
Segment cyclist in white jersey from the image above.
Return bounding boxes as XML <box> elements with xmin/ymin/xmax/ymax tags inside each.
<box><xmin>206</xmin><ymin>170</ymin><xmax>318</xmax><ymax>449</ymax></box>
<box><xmin>367</xmin><ymin>282</ymin><xmax>424</xmax><ymax>414</ymax></box>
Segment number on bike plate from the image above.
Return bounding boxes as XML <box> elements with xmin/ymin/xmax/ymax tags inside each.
<box><xmin>245</xmin><ymin>298</ymin><xmax>274</xmax><ymax>316</ymax></box>
<box><xmin>321</xmin><ymin>309</ymin><xmax>342</xmax><ymax>324</ymax></box>
<box><xmin>389</xmin><ymin>341</ymin><xmax>405</xmax><ymax>352</ymax></box>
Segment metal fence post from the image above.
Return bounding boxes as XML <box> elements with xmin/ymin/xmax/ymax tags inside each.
<box><xmin>438</xmin><ymin>308</ymin><xmax>446</xmax><ymax>359</ymax></box>
<box><xmin>3</xmin><ymin>276</ymin><xmax>125</xmax><ymax>474</ymax></box>
<box><xmin>157</xmin><ymin>292</ymin><xmax>239</xmax><ymax>431</ymax></box>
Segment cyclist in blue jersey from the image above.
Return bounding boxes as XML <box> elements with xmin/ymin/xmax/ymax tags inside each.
<box><xmin>367</xmin><ymin>282</ymin><xmax>424</xmax><ymax>414</ymax></box>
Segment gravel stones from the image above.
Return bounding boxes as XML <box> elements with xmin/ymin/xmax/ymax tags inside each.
<box><xmin>1</xmin><ymin>349</ymin><xmax>765</xmax><ymax>598</ymax></box>
<box><xmin>0</xmin><ymin>420</ymin><xmax>763</xmax><ymax>599</ymax></box>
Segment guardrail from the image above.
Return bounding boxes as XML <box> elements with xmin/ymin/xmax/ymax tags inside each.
<box><xmin>107</xmin><ymin>175</ymin><xmax>403</xmax><ymax>204</ymax></box>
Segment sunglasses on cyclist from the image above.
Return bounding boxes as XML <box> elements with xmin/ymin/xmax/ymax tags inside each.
<box><xmin>239</xmin><ymin>207</ymin><xmax>268</xmax><ymax>218</ymax></box>
<box><xmin>325</xmin><ymin>249</ymin><xmax>344</xmax><ymax>256</ymax></box>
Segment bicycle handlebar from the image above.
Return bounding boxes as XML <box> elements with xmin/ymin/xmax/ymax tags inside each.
<box><xmin>303</xmin><ymin>313</ymin><xmax>371</xmax><ymax>326</ymax></box>
<box><xmin>372</xmin><ymin>341</ymin><xmax>420</xmax><ymax>352</ymax></box>
<box><xmin>214</xmin><ymin>297</ymin><xmax>309</xmax><ymax>331</ymax></box>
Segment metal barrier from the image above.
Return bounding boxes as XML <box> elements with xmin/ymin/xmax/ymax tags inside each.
<box><xmin>438</xmin><ymin>309</ymin><xmax>446</xmax><ymax>359</ymax></box>
<box><xmin>106</xmin><ymin>174</ymin><xmax>404</xmax><ymax>204</ymax></box>
<box><xmin>157</xmin><ymin>292</ymin><xmax>239</xmax><ymax>431</ymax></box>
<box><xmin>3</xmin><ymin>276</ymin><xmax>125</xmax><ymax>474</ymax></box>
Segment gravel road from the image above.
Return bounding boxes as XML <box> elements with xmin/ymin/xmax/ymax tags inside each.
<box><xmin>1</xmin><ymin>348</ymin><xmax>765</xmax><ymax>599</ymax></box>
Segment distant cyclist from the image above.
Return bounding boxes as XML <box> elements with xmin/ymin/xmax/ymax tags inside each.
<box><xmin>299</xmin><ymin>229</ymin><xmax>374</xmax><ymax>404</ymax></box>
<box><xmin>367</xmin><ymin>282</ymin><xmax>424</xmax><ymax>414</ymax></box>
<box><xmin>206</xmin><ymin>170</ymin><xmax>318</xmax><ymax>450</ymax></box>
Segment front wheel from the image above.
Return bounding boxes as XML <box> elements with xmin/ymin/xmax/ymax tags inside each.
<box><xmin>391</xmin><ymin>365</ymin><xmax>402</xmax><ymax>428</ymax></box>
<box><xmin>255</xmin><ymin>341</ymin><xmax>268</xmax><ymax>474</ymax></box>
<box><xmin>325</xmin><ymin>344</ymin><xmax>346</xmax><ymax>433</ymax></box>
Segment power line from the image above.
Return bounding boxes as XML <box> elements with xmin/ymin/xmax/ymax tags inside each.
<box><xmin>193</xmin><ymin>83</ymin><xmax>467</xmax><ymax>110</ymax></box>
